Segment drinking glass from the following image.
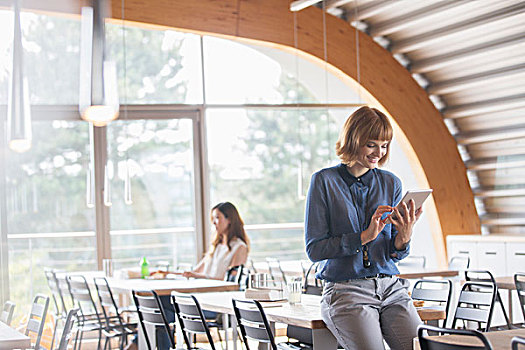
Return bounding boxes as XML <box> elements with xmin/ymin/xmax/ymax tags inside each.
<box><xmin>103</xmin><ymin>258</ymin><xmax>113</xmax><ymax>277</ymax></box>
<box><xmin>286</xmin><ymin>277</ymin><xmax>302</xmax><ymax>304</ymax></box>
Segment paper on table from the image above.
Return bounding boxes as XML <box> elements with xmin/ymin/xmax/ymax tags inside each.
<box><xmin>245</xmin><ymin>288</ymin><xmax>285</xmax><ymax>301</ymax></box>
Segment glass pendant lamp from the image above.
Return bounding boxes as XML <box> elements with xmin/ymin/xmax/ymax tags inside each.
<box><xmin>7</xmin><ymin>0</ymin><xmax>32</xmax><ymax>152</ymax></box>
<box><xmin>79</xmin><ymin>0</ymin><xmax>119</xmax><ymax>127</ymax></box>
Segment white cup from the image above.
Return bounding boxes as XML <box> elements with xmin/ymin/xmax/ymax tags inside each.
<box><xmin>103</xmin><ymin>259</ymin><xmax>113</xmax><ymax>277</ymax></box>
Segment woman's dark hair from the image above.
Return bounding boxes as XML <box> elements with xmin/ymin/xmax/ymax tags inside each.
<box><xmin>208</xmin><ymin>202</ymin><xmax>250</xmax><ymax>256</ymax></box>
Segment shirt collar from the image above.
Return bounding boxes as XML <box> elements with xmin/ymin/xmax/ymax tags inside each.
<box><xmin>336</xmin><ymin>163</ymin><xmax>374</xmax><ymax>187</ymax></box>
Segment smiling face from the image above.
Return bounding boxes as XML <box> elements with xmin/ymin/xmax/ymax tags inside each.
<box><xmin>212</xmin><ymin>208</ymin><xmax>230</xmax><ymax>236</ymax></box>
<box><xmin>350</xmin><ymin>139</ymin><xmax>389</xmax><ymax>177</ymax></box>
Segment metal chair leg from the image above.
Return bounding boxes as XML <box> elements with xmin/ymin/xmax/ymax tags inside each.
<box><xmin>496</xmin><ymin>290</ymin><xmax>512</xmax><ymax>329</ymax></box>
<box><xmin>50</xmin><ymin>316</ymin><xmax>60</xmax><ymax>350</ymax></box>
<box><xmin>216</xmin><ymin>328</ymin><xmax>225</xmax><ymax>350</ymax></box>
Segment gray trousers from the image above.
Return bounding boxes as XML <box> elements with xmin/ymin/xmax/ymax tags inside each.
<box><xmin>321</xmin><ymin>276</ymin><xmax>422</xmax><ymax>350</ymax></box>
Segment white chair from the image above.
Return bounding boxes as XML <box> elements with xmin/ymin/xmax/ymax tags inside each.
<box><xmin>1</xmin><ymin>300</ymin><xmax>15</xmax><ymax>325</ymax></box>
<box><xmin>266</xmin><ymin>257</ymin><xmax>288</xmax><ymax>285</ymax></box>
<box><xmin>397</xmin><ymin>255</ymin><xmax>426</xmax><ymax>270</ymax></box>
<box><xmin>57</xmin><ymin>308</ymin><xmax>79</xmax><ymax>350</ymax></box>
<box><xmin>448</xmin><ymin>255</ymin><xmax>470</xmax><ymax>270</ymax></box>
<box><xmin>25</xmin><ymin>294</ymin><xmax>50</xmax><ymax>350</ymax></box>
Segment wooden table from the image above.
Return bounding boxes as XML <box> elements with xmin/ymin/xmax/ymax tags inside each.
<box><xmin>255</xmin><ymin>261</ymin><xmax>460</xmax><ymax>281</ymax></box>
<box><xmin>495</xmin><ymin>276</ymin><xmax>515</xmax><ymax>290</ymax></box>
<box><xmin>106</xmin><ymin>277</ymin><xmax>240</xmax><ymax>295</ymax></box>
<box><xmin>0</xmin><ymin>321</ymin><xmax>31</xmax><ymax>350</ymax></box>
<box><xmin>398</xmin><ymin>269</ymin><xmax>459</xmax><ymax>280</ymax></box>
<box><xmin>414</xmin><ymin>327</ymin><xmax>525</xmax><ymax>350</ymax></box>
<box><xmin>58</xmin><ymin>271</ymin><xmax>239</xmax><ymax>295</ymax></box>
<box><xmin>192</xmin><ymin>291</ymin><xmax>446</xmax><ymax>350</ymax></box>
<box><xmin>495</xmin><ymin>276</ymin><xmax>519</xmax><ymax>322</ymax></box>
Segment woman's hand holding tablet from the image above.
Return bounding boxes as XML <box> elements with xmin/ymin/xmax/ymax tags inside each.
<box><xmin>386</xmin><ymin>189</ymin><xmax>433</xmax><ymax>224</ymax></box>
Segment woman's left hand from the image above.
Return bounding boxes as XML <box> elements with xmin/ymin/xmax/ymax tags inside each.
<box><xmin>182</xmin><ymin>271</ymin><xmax>198</xmax><ymax>278</ymax></box>
<box><xmin>389</xmin><ymin>199</ymin><xmax>423</xmax><ymax>250</ymax></box>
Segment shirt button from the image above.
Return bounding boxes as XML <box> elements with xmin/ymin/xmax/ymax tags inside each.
<box><xmin>357</xmin><ymin>178</ymin><xmax>361</xmax><ymax>181</ymax></box>
<box><xmin>356</xmin><ymin>249</ymin><xmax>359</xmax><ymax>253</ymax></box>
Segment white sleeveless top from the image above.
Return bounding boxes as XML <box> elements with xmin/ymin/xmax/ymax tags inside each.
<box><xmin>201</xmin><ymin>238</ymin><xmax>247</xmax><ymax>279</ymax></box>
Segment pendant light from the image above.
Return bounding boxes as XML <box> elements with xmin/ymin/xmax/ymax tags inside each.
<box><xmin>7</xmin><ymin>0</ymin><xmax>32</xmax><ymax>153</ymax></box>
<box><xmin>290</xmin><ymin>0</ymin><xmax>323</xmax><ymax>12</ymax></box>
<box><xmin>79</xmin><ymin>0</ymin><xmax>119</xmax><ymax>127</ymax></box>
<box><xmin>121</xmin><ymin>0</ymin><xmax>132</xmax><ymax>205</ymax></box>
<box><xmin>293</xmin><ymin>12</ymin><xmax>306</xmax><ymax>200</ymax></box>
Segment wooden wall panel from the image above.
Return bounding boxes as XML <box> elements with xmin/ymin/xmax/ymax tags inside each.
<box><xmin>111</xmin><ymin>0</ymin><xmax>480</xmax><ymax>239</ymax></box>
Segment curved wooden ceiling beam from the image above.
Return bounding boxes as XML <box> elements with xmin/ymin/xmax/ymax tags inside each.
<box><xmin>111</xmin><ymin>0</ymin><xmax>479</xmax><ymax>238</ymax></box>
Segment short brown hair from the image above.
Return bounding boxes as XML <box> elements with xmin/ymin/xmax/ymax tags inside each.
<box><xmin>335</xmin><ymin>106</ymin><xmax>393</xmax><ymax>166</ymax></box>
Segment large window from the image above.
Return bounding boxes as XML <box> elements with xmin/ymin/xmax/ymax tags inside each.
<box><xmin>5</xmin><ymin>121</ymin><xmax>94</xmax><ymax>315</ymax></box>
<box><xmin>107</xmin><ymin>117</ymin><xmax>198</xmax><ymax>269</ymax></box>
<box><xmin>207</xmin><ymin>108</ymin><xmax>346</xmax><ymax>260</ymax></box>
<box><xmin>0</xmin><ymin>12</ymin><xmax>434</xmax><ymax>317</ymax></box>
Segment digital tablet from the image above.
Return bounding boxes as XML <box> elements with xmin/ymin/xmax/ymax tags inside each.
<box><xmin>387</xmin><ymin>189</ymin><xmax>433</xmax><ymax>223</ymax></box>
<box><xmin>399</xmin><ymin>189</ymin><xmax>433</xmax><ymax>210</ymax></box>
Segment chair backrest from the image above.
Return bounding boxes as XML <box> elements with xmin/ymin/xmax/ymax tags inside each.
<box><xmin>93</xmin><ymin>277</ymin><xmax>124</xmax><ymax>330</ymax></box>
<box><xmin>464</xmin><ymin>270</ymin><xmax>497</xmax><ymax>284</ymax></box>
<box><xmin>451</xmin><ymin>281</ymin><xmax>496</xmax><ymax>332</ymax></box>
<box><xmin>397</xmin><ymin>255</ymin><xmax>426</xmax><ymax>270</ymax></box>
<box><xmin>512</xmin><ymin>336</ymin><xmax>525</xmax><ymax>350</ymax></box>
<box><xmin>249</xmin><ymin>258</ymin><xmax>258</xmax><ymax>274</ymax></box>
<box><xmin>132</xmin><ymin>290</ymin><xmax>175</xmax><ymax>350</ymax></box>
<box><xmin>412</xmin><ymin>279</ymin><xmax>453</xmax><ymax>322</ymax></box>
<box><xmin>232</xmin><ymin>298</ymin><xmax>277</xmax><ymax>350</ymax></box>
<box><xmin>44</xmin><ymin>268</ymin><xmax>68</xmax><ymax>319</ymax></box>
<box><xmin>303</xmin><ymin>262</ymin><xmax>323</xmax><ymax>296</ymax></box>
<box><xmin>25</xmin><ymin>294</ymin><xmax>50</xmax><ymax>350</ymax></box>
<box><xmin>225</xmin><ymin>265</ymin><xmax>249</xmax><ymax>291</ymax></box>
<box><xmin>1</xmin><ymin>300</ymin><xmax>16</xmax><ymax>325</ymax></box>
<box><xmin>153</xmin><ymin>260</ymin><xmax>171</xmax><ymax>272</ymax></box>
<box><xmin>448</xmin><ymin>256</ymin><xmax>470</xmax><ymax>270</ymax></box>
<box><xmin>56</xmin><ymin>273</ymin><xmax>74</xmax><ymax>308</ymax></box>
<box><xmin>265</xmin><ymin>257</ymin><xmax>287</xmax><ymax>285</ymax></box>
<box><xmin>57</xmin><ymin>308</ymin><xmax>79</xmax><ymax>350</ymax></box>
<box><xmin>466</xmin><ymin>269</ymin><xmax>511</xmax><ymax>329</ymax></box>
<box><xmin>66</xmin><ymin>274</ymin><xmax>102</xmax><ymax>325</ymax></box>
<box><xmin>515</xmin><ymin>273</ymin><xmax>525</xmax><ymax>322</ymax></box>
<box><xmin>171</xmin><ymin>293</ymin><xmax>216</xmax><ymax>350</ymax></box>
<box><xmin>417</xmin><ymin>324</ymin><xmax>493</xmax><ymax>350</ymax></box>
<box><xmin>225</xmin><ymin>265</ymin><xmax>243</xmax><ymax>283</ymax></box>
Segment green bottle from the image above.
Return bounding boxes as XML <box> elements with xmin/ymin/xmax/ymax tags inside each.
<box><xmin>140</xmin><ymin>257</ymin><xmax>149</xmax><ymax>278</ymax></box>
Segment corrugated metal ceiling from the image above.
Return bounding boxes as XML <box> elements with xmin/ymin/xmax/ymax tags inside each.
<box><xmin>324</xmin><ymin>0</ymin><xmax>525</xmax><ymax>233</ymax></box>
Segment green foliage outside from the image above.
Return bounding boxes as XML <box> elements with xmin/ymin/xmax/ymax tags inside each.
<box><xmin>2</xmin><ymin>14</ymin><xmax>352</xmax><ymax>321</ymax></box>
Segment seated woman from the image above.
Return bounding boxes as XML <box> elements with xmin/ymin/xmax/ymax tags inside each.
<box><xmin>183</xmin><ymin>201</ymin><xmax>250</xmax><ymax>280</ymax></box>
<box><xmin>126</xmin><ymin>202</ymin><xmax>249</xmax><ymax>350</ymax></box>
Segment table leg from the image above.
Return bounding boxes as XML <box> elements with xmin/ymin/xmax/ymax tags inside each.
<box><xmin>175</xmin><ymin>312</ymin><xmax>184</xmax><ymax>349</ymax></box>
<box><xmin>312</xmin><ymin>328</ymin><xmax>338</xmax><ymax>350</ymax></box>
<box><xmin>222</xmin><ymin>313</ymin><xmax>230</xmax><ymax>350</ymax></box>
<box><xmin>231</xmin><ymin>315</ymin><xmax>238</xmax><ymax>350</ymax></box>
<box><xmin>508</xmin><ymin>289</ymin><xmax>513</xmax><ymax>323</ymax></box>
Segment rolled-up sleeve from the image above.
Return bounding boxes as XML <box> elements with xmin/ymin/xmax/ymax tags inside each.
<box><xmin>305</xmin><ymin>172</ymin><xmax>362</xmax><ymax>262</ymax></box>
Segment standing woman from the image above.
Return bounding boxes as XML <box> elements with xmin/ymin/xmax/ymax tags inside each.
<box><xmin>305</xmin><ymin>106</ymin><xmax>423</xmax><ymax>350</ymax></box>
<box><xmin>183</xmin><ymin>202</ymin><xmax>249</xmax><ymax>280</ymax></box>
